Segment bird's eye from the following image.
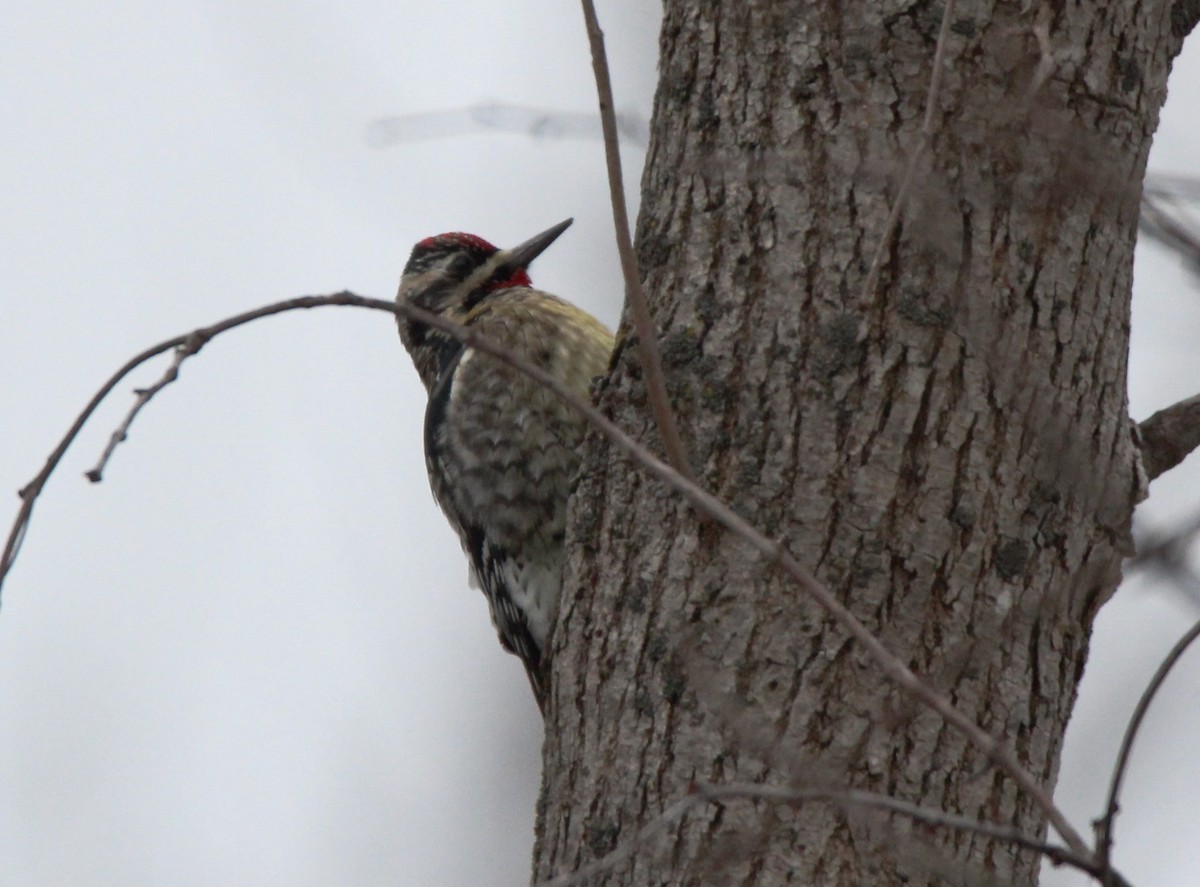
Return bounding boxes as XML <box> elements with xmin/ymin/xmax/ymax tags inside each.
<box><xmin>449</xmin><ymin>252</ymin><xmax>477</xmax><ymax>278</ymax></box>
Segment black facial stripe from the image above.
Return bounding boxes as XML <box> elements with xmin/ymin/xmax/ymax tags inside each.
<box><xmin>423</xmin><ymin>343</ymin><xmax>465</xmax><ymax>463</ymax></box>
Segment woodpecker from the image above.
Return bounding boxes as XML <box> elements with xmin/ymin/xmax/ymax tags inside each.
<box><xmin>396</xmin><ymin>219</ymin><xmax>613</xmax><ymax>714</ymax></box>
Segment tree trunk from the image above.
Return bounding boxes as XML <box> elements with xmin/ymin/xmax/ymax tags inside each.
<box><xmin>537</xmin><ymin>2</ymin><xmax>1187</xmax><ymax>883</ymax></box>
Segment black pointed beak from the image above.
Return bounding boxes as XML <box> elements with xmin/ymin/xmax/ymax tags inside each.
<box><xmin>501</xmin><ymin>218</ymin><xmax>573</xmax><ymax>272</ymax></box>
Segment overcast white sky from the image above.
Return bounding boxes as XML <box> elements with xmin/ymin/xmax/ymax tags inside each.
<box><xmin>1</xmin><ymin>4</ymin><xmax>1198</xmax><ymax>886</ymax></box>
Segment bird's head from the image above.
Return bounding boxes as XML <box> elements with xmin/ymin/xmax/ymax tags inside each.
<box><xmin>399</xmin><ymin>218</ymin><xmax>572</xmax><ymax>315</ymax></box>
<box><xmin>396</xmin><ymin>218</ymin><xmax>572</xmax><ymax>386</ymax></box>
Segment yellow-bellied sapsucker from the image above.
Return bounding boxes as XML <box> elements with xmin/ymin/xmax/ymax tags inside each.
<box><xmin>396</xmin><ymin>219</ymin><xmax>613</xmax><ymax>714</ymax></box>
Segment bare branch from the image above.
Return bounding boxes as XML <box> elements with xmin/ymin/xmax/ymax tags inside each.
<box><xmin>1096</xmin><ymin>615</ymin><xmax>1200</xmax><ymax>877</ymax></box>
<box><xmin>537</xmin><ymin>780</ymin><xmax>1119</xmax><ymax>887</ymax></box>
<box><xmin>579</xmin><ymin>0</ymin><xmax>694</xmax><ymax>480</ymax></box>
<box><xmin>860</xmin><ymin>0</ymin><xmax>956</xmax><ymax>301</ymax></box>
<box><xmin>1</xmin><ymin>293</ymin><xmax>375</xmax><ymax>594</ymax></box>
<box><xmin>84</xmin><ymin>333</ymin><xmax>207</xmax><ymax>483</ymax></box>
<box><xmin>1138</xmin><ymin>392</ymin><xmax>1200</xmax><ymax>481</ymax></box>
<box><xmin>2</xmin><ymin>291</ymin><xmax>1084</xmax><ymax>857</ymax></box>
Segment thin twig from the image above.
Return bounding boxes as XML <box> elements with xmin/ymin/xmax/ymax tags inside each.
<box><xmin>84</xmin><ymin>333</ymin><xmax>206</xmax><ymax>483</ymax></box>
<box><xmin>703</xmin><ymin>785</ymin><xmax>1076</xmax><ymax>865</ymax></box>
<box><xmin>1</xmin><ymin>291</ymin><xmax>1085</xmax><ymax>857</ymax></box>
<box><xmin>579</xmin><ymin>0</ymin><xmax>694</xmax><ymax>480</ymax></box>
<box><xmin>860</xmin><ymin>0</ymin><xmax>956</xmax><ymax>301</ymax></box>
<box><xmin>537</xmin><ymin>780</ymin><xmax>1116</xmax><ymax>887</ymax></box>
<box><xmin>1</xmin><ymin>293</ymin><xmax>367</xmax><ymax>593</ymax></box>
<box><xmin>1096</xmin><ymin>615</ymin><xmax>1200</xmax><ymax>877</ymax></box>
<box><xmin>537</xmin><ymin>790</ymin><xmax>696</xmax><ymax>887</ymax></box>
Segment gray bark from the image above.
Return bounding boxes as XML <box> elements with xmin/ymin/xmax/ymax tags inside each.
<box><xmin>537</xmin><ymin>2</ymin><xmax>1186</xmax><ymax>884</ymax></box>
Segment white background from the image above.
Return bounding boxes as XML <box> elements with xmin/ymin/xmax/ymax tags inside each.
<box><xmin>1</xmin><ymin>4</ymin><xmax>1197</xmax><ymax>886</ymax></box>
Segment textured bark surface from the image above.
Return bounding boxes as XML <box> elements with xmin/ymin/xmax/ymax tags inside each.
<box><xmin>537</xmin><ymin>2</ymin><xmax>1184</xmax><ymax>884</ymax></box>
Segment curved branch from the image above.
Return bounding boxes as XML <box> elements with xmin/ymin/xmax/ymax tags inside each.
<box><xmin>0</xmin><ymin>293</ymin><xmax>377</xmax><ymax>594</ymax></box>
<box><xmin>1138</xmin><ymin>392</ymin><xmax>1200</xmax><ymax>480</ymax></box>
<box><xmin>1</xmin><ymin>290</ymin><xmax>1087</xmax><ymax>858</ymax></box>
<box><xmin>1096</xmin><ymin>615</ymin><xmax>1200</xmax><ymax>876</ymax></box>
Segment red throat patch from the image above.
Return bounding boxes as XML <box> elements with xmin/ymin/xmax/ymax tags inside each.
<box><xmin>492</xmin><ymin>268</ymin><xmax>533</xmax><ymax>288</ymax></box>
